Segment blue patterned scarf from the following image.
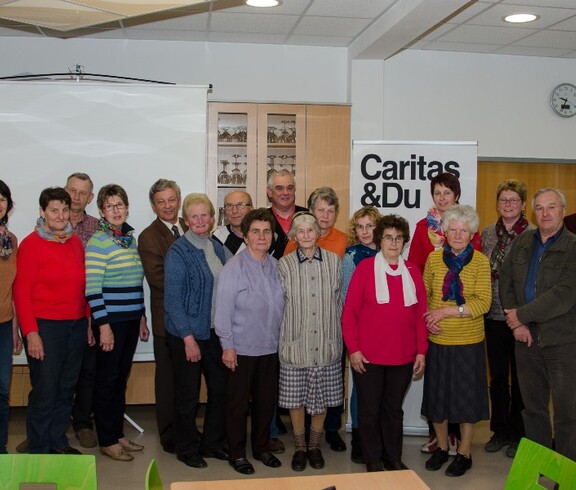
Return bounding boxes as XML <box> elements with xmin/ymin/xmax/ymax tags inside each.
<box><xmin>442</xmin><ymin>242</ymin><xmax>474</xmax><ymax>305</ymax></box>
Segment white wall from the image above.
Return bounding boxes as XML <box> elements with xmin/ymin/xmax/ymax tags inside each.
<box><xmin>0</xmin><ymin>37</ymin><xmax>348</xmax><ymax>104</ymax></box>
<box><xmin>352</xmin><ymin>51</ymin><xmax>576</xmax><ymax>161</ymax></box>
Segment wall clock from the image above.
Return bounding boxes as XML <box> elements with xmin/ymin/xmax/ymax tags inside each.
<box><xmin>550</xmin><ymin>83</ymin><xmax>576</xmax><ymax>118</ymax></box>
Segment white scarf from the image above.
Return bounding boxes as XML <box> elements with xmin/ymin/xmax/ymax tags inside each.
<box><xmin>374</xmin><ymin>253</ymin><xmax>418</xmax><ymax>306</ymax></box>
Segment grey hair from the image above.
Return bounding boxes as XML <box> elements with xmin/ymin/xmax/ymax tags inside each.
<box><xmin>66</xmin><ymin>172</ymin><xmax>94</xmax><ymax>192</ymax></box>
<box><xmin>149</xmin><ymin>179</ymin><xmax>181</xmax><ymax>203</ymax></box>
<box><xmin>267</xmin><ymin>169</ymin><xmax>295</xmax><ymax>189</ymax></box>
<box><xmin>532</xmin><ymin>188</ymin><xmax>567</xmax><ymax>209</ymax></box>
<box><xmin>307</xmin><ymin>186</ymin><xmax>339</xmax><ymax>213</ymax></box>
<box><xmin>442</xmin><ymin>204</ymin><xmax>480</xmax><ymax>234</ymax></box>
<box><xmin>288</xmin><ymin>211</ymin><xmax>321</xmax><ymax>239</ymax></box>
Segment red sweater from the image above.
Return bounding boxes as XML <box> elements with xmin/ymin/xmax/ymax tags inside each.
<box><xmin>14</xmin><ymin>232</ymin><xmax>87</xmax><ymax>337</ymax></box>
<box><xmin>408</xmin><ymin>217</ymin><xmax>482</xmax><ymax>273</ymax></box>
<box><xmin>342</xmin><ymin>256</ymin><xmax>428</xmax><ymax>365</ymax></box>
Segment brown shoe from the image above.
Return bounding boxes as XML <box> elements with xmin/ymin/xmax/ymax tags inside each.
<box><xmin>76</xmin><ymin>428</ymin><xmax>98</xmax><ymax>448</ymax></box>
<box><xmin>16</xmin><ymin>439</ymin><xmax>29</xmax><ymax>454</ymax></box>
<box><xmin>267</xmin><ymin>438</ymin><xmax>285</xmax><ymax>454</ymax></box>
<box><xmin>101</xmin><ymin>445</ymin><xmax>134</xmax><ymax>461</ymax></box>
<box><xmin>119</xmin><ymin>439</ymin><xmax>144</xmax><ymax>452</ymax></box>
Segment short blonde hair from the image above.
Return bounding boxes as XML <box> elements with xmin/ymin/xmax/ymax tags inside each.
<box><xmin>346</xmin><ymin>206</ymin><xmax>381</xmax><ymax>246</ymax></box>
<box><xmin>181</xmin><ymin>193</ymin><xmax>215</xmax><ymax>220</ymax></box>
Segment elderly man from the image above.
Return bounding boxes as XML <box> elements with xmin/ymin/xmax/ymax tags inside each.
<box><xmin>267</xmin><ymin>170</ymin><xmax>307</xmax><ymax>259</ymax></box>
<box><xmin>500</xmin><ymin>188</ymin><xmax>576</xmax><ymax>461</ymax></box>
<box><xmin>212</xmin><ymin>190</ymin><xmax>253</xmax><ymax>256</ymax></box>
<box><xmin>138</xmin><ymin>179</ymin><xmax>187</xmax><ymax>454</ymax></box>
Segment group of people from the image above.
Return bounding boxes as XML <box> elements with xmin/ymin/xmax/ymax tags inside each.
<box><xmin>1</xmin><ymin>169</ymin><xmax>575</xmax><ymax>482</ymax></box>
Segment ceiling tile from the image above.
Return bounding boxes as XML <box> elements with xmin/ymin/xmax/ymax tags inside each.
<box><xmin>514</xmin><ymin>29</ymin><xmax>576</xmax><ymax>49</ymax></box>
<box><xmin>496</xmin><ymin>45</ymin><xmax>574</xmax><ymax>56</ymax></box>
<box><xmin>69</xmin><ymin>0</ymin><xmax>209</xmax><ymax>17</ymax></box>
<box><xmin>209</xmin><ymin>11</ymin><xmax>299</xmax><ymax>34</ymax></box>
<box><xmin>306</xmin><ymin>0</ymin><xmax>394</xmax><ymax>19</ymax></box>
<box><xmin>293</xmin><ymin>15</ymin><xmax>371</xmax><ymax>37</ymax></box>
<box><xmin>286</xmin><ymin>34</ymin><xmax>352</xmax><ymax>47</ymax></box>
<box><xmin>420</xmin><ymin>41</ymin><xmax>500</xmax><ymax>53</ymax></box>
<box><xmin>208</xmin><ymin>31</ymin><xmax>286</xmax><ymax>43</ymax></box>
<box><xmin>466</xmin><ymin>4</ymin><xmax>576</xmax><ymax>29</ymax></box>
<box><xmin>438</xmin><ymin>24</ymin><xmax>537</xmax><ymax>44</ymax></box>
<box><xmin>123</xmin><ymin>10</ymin><xmax>209</xmax><ymax>29</ymax></box>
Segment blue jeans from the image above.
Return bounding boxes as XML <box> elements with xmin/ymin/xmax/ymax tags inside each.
<box><xmin>26</xmin><ymin>318</ymin><xmax>87</xmax><ymax>453</ymax></box>
<box><xmin>0</xmin><ymin>320</ymin><xmax>13</xmax><ymax>454</ymax></box>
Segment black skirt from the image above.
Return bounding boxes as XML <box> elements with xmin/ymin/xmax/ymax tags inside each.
<box><xmin>421</xmin><ymin>341</ymin><xmax>489</xmax><ymax>424</ymax></box>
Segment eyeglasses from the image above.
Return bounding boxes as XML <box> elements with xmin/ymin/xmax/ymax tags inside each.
<box><xmin>498</xmin><ymin>198</ymin><xmax>522</xmax><ymax>205</ymax></box>
<box><xmin>355</xmin><ymin>224</ymin><xmax>375</xmax><ymax>232</ymax></box>
<box><xmin>103</xmin><ymin>203</ymin><xmax>126</xmax><ymax>212</ymax></box>
<box><xmin>224</xmin><ymin>202</ymin><xmax>251</xmax><ymax>211</ymax></box>
<box><xmin>382</xmin><ymin>235</ymin><xmax>404</xmax><ymax>244</ymax></box>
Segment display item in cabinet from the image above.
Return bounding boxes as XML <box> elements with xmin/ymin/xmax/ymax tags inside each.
<box><xmin>218</xmin><ymin>160</ymin><xmax>232</xmax><ymax>184</ymax></box>
<box><xmin>231</xmin><ymin>154</ymin><xmax>243</xmax><ymax>186</ymax></box>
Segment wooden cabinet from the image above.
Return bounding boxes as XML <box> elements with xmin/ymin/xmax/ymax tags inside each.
<box><xmin>207</xmin><ymin>102</ymin><xmax>351</xmax><ymax>230</ymax></box>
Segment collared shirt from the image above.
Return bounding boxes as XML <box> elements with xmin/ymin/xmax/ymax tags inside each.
<box><xmin>160</xmin><ymin>218</ymin><xmax>183</xmax><ymax>237</ymax></box>
<box><xmin>296</xmin><ymin>246</ymin><xmax>323</xmax><ymax>263</ymax></box>
<box><xmin>524</xmin><ymin>227</ymin><xmax>563</xmax><ymax>304</ymax></box>
<box><xmin>72</xmin><ymin>212</ymin><xmax>99</xmax><ymax>248</ymax></box>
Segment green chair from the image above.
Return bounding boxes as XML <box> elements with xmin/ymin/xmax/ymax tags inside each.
<box><xmin>505</xmin><ymin>437</ymin><xmax>576</xmax><ymax>489</ymax></box>
<box><xmin>145</xmin><ymin>459</ymin><xmax>163</xmax><ymax>490</ymax></box>
<box><xmin>0</xmin><ymin>454</ymin><xmax>97</xmax><ymax>489</ymax></box>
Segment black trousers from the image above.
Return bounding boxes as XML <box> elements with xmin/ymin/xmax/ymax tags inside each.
<box><xmin>72</xmin><ymin>343</ymin><xmax>96</xmax><ymax>432</ymax></box>
<box><xmin>153</xmin><ymin>335</ymin><xmax>175</xmax><ymax>445</ymax></box>
<box><xmin>93</xmin><ymin>319</ymin><xmax>140</xmax><ymax>448</ymax></box>
<box><xmin>485</xmin><ymin>318</ymin><xmax>524</xmax><ymax>441</ymax></box>
<box><xmin>226</xmin><ymin>353</ymin><xmax>278</xmax><ymax>460</ymax></box>
<box><xmin>354</xmin><ymin>362</ymin><xmax>413</xmax><ymax>464</ymax></box>
<box><xmin>166</xmin><ymin>330</ymin><xmax>227</xmax><ymax>457</ymax></box>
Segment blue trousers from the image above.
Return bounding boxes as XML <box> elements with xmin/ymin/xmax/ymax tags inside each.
<box><xmin>26</xmin><ymin>318</ymin><xmax>87</xmax><ymax>453</ymax></box>
<box><xmin>0</xmin><ymin>320</ymin><xmax>13</xmax><ymax>454</ymax></box>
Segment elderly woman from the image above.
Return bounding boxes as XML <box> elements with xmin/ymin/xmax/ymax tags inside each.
<box><xmin>14</xmin><ymin>187</ymin><xmax>87</xmax><ymax>454</ymax></box>
<box><xmin>164</xmin><ymin>193</ymin><xmax>228</xmax><ymax>469</ymax></box>
<box><xmin>408</xmin><ymin>172</ymin><xmax>480</xmax><ymax>454</ymax></box>
<box><xmin>86</xmin><ymin>184</ymin><xmax>149</xmax><ymax>462</ymax></box>
<box><xmin>343</xmin><ymin>214</ymin><xmax>427</xmax><ymax>472</ymax></box>
<box><xmin>278</xmin><ymin>212</ymin><xmax>342</xmax><ymax>472</ymax></box>
<box><xmin>421</xmin><ymin>204</ymin><xmax>491</xmax><ymax>477</ymax></box>
<box><xmin>215</xmin><ymin>208</ymin><xmax>285</xmax><ymax>475</ymax></box>
<box><xmin>0</xmin><ymin>180</ymin><xmax>22</xmax><ymax>454</ymax></box>
<box><xmin>341</xmin><ymin>205</ymin><xmax>381</xmax><ymax>463</ymax></box>
<box><xmin>481</xmin><ymin>180</ymin><xmax>531</xmax><ymax>458</ymax></box>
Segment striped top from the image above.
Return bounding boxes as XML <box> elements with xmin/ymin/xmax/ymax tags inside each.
<box><xmin>85</xmin><ymin>230</ymin><xmax>145</xmax><ymax>326</ymax></box>
<box><xmin>423</xmin><ymin>248</ymin><xmax>491</xmax><ymax>345</ymax></box>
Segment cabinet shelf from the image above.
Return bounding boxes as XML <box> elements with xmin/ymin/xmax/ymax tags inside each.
<box><xmin>217</xmin><ymin>142</ymin><xmax>248</xmax><ymax>147</ymax></box>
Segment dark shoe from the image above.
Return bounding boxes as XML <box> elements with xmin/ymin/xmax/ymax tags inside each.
<box><xmin>50</xmin><ymin>446</ymin><xmax>81</xmax><ymax>455</ymax></box>
<box><xmin>506</xmin><ymin>440</ymin><xmax>519</xmax><ymax>458</ymax></box>
<box><xmin>291</xmin><ymin>450</ymin><xmax>307</xmax><ymax>472</ymax></box>
<box><xmin>351</xmin><ymin>428</ymin><xmax>364</xmax><ymax>464</ymax></box>
<box><xmin>366</xmin><ymin>461</ymin><xmax>385</xmax><ymax>472</ymax></box>
<box><xmin>325</xmin><ymin>430</ymin><xmax>346</xmax><ymax>452</ymax></box>
<box><xmin>445</xmin><ymin>453</ymin><xmax>472</xmax><ymax>477</ymax></box>
<box><xmin>229</xmin><ymin>457</ymin><xmax>255</xmax><ymax>475</ymax></box>
<box><xmin>177</xmin><ymin>453</ymin><xmax>208</xmax><ymax>468</ymax></box>
<box><xmin>267</xmin><ymin>437</ymin><xmax>285</xmax><ymax>454</ymax></box>
<box><xmin>425</xmin><ymin>448</ymin><xmax>449</xmax><ymax>471</ymax></box>
<box><xmin>485</xmin><ymin>434</ymin><xmax>510</xmax><ymax>453</ymax></box>
<box><xmin>15</xmin><ymin>439</ymin><xmax>29</xmax><ymax>454</ymax></box>
<box><xmin>307</xmin><ymin>448</ymin><xmax>325</xmax><ymax>469</ymax></box>
<box><xmin>254</xmin><ymin>450</ymin><xmax>281</xmax><ymax>468</ymax></box>
<box><xmin>162</xmin><ymin>440</ymin><xmax>176</xmax><ymax>454</ymax></box>
<box><xmin>201</xmin><ymin>448</ymin><xmax>229</xmax><ymax>460</ymax></box>
<box><xmin>383</xmin><ymin>460</ymin><xmax>408</xmax><ymax>471</ymax></box>
<box><xmin>75</xmin><ymin>428</ymin><xmax>97</xmax><ymax>448</ymax></box>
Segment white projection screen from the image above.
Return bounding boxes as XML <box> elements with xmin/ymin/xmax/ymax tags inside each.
<box><xmin>0</xmin><ymin>81</ymin><xmax>209</xmax><ymax>361</ymax></box>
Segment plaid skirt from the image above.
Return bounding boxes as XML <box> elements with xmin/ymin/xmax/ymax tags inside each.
<box><xmin>278</xmin><ymin>361</ymin><xmax>343</xmax><ymax>415</ymax></box>
<box><xmin>421</xmin><ymin>341</ymin><xmax>489</xmax><ymax>424</ymax></box>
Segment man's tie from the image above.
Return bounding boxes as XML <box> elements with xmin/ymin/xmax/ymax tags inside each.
<box><xmin>172</xmin><ymin>225</ymin><xmax>180</xmax><ymax>238</ymax></box>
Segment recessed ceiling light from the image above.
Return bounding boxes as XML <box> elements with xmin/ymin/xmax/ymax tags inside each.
<box><xmin>504</xmin><ymin>13</ymin><xmax>538</xmax><ymax>24</ymax></box>
<box><xmin>246</xmin><ymin>0</ymin><xmax>280</xmax><ymax>7</ymax></box>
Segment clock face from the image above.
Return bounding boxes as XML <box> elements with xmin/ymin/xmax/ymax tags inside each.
<box><xmin>550</xmin><ymin>83</ymin><xmax>576</xmax><ymax>118</ymax></box>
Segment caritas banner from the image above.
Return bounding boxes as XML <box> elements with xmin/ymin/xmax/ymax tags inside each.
<box><xmin>351</xmin><ymin>140</ymin><xmax>478</xmax><ymax>231</ymax></box>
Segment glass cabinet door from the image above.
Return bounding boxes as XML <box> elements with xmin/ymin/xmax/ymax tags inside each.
<box><xmin>207</xmin><ymin>103</ymin><xmax>257</xmax><ymax>225</ymax></box>
<box><xmin>256</xmin><ymin>104</ymin><xmax>306</xmax><ymax>207</ymax></box>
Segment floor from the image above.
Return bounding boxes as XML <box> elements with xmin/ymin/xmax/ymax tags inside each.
<box><xmin>6</xmin><ymin>405</ymin><xmax>514</xmax><ymax>489</ymax></box>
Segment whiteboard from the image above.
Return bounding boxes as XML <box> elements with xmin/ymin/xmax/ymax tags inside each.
<box><xmin>0</xmin><ymin>81</ymin><xmax>208</xmax><ymax>361</ymax></box>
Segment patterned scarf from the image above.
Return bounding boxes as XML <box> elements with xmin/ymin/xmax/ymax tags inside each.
<box><xmin>442</xmin><ymin>242</ymin><xmax>474</xmax><ymax>305</ymax></box>
<box><xmin>99</xmin><ymin>218</ymin><xmax>134</xmax><ymax>248</ymax></box>
<box><xmin>0</xmin><ymin>218</ymin><xmax>13</xmax><ymax>259</ymax></box>
<box><xmin>490</xmin><ymin>216</ymin><xmax>529</xmax><ymax>280</ymax></box>
<box><xmin>426</xmin><ymin>207</ymin><xmax>446</xmax><ymax>249</ymax></box>
<box><xmin>349</xmin><ymin>243</ymin><xmax>377</xmax><ymax>266</ymax></box>
<box><xmin>34</xmin><ymin>217</ymin><xmax>73</xmax><ymax>243</ymax></box>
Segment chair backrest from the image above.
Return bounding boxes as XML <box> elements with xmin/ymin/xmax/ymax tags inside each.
<box><xmin>505</xmin><ymin>437</ymin><xmax>576</xmax><ymax>489</ymax></box>
<box><xmin>0</xmin><ymin>454</ymin><xmax>97</xmax><ymax>489</ymax></box>
<box><xmin>146</xmin><ymin>459</ymin><xmax>163</xmax><ymax>490</ymax></box>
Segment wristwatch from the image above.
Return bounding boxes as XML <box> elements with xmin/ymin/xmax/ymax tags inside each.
<box><xmin>457</xmin><ymin>305</ymin><xmax>464</xmax><ymax>317</ymax></box>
